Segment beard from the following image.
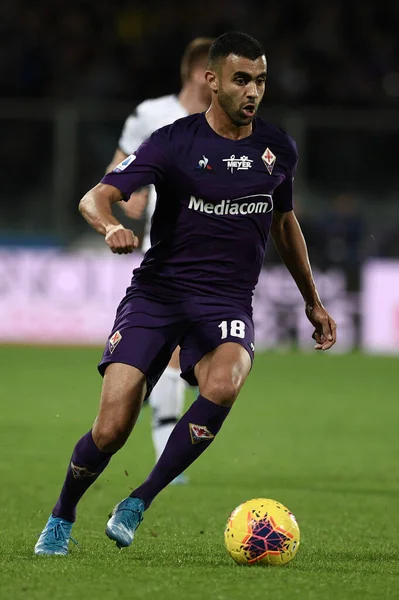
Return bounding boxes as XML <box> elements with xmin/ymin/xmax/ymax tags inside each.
<box><xmin>218</xmin><ymin>87</ymin><xmax>255</xmax><ymax>127</ymax></box>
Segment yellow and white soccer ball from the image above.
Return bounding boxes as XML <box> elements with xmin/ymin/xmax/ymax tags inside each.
<box><xmin>224</xmin><ymin>498</ymin><xmax>300</xmax><ymax>566</ymax></box>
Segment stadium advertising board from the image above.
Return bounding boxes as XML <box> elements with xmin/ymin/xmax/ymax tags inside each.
<box><xmin>361</xmin><ymin>260</ymin><xmax>399</xmax><ymax>354</ymax></box>
<box><xmin>0</xmin><ymin>250</ymin><xmax>357</xmax><ymax>351</ymax></box>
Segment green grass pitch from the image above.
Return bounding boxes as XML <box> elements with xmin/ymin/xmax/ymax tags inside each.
<box><xmin>0</xmin><ymin>346</ymin><xmax>398</xmax><ymax>599</ymax></box>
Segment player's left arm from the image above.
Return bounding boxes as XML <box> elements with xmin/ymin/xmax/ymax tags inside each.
<box><xmin>271</xmin><ymin>205</ymin><xmax>337</xmax><ymax>351</ymax></box>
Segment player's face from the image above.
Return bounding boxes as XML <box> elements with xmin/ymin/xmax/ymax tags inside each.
<box><xmin>216</xmin><ymin>55</ymin><xmax>267</xmax><ymax>126</ymax></box>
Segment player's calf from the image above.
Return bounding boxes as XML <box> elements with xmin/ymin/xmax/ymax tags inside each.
<box><xmin>34</xmin><ymin>364</ymin><xmax>147</xmax><ymax>555</ymax></box>
<box><xmin>122</xmin><ymin>394</ymin><xmax>231</xmax><ymax>513</ymax></box>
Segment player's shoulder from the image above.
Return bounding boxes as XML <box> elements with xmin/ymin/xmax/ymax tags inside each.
<box><xmin>255</xmin><ymin>117</ymin><xmax>298</xmax><ymax>165</ymax></box>
<box><xmin>149</xmin><ymin>113</ymin><xmax>203</xmax><ymax>147</ymax></box>
<box><xmin>167</xmin><ymin>112</ymin><xmax>202</xmax><ymax>134</ymax></box>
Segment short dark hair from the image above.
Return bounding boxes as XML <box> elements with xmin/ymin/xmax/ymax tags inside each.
<box><xmin>180</xmin><ymin>37</ymin><xmax>215</xmax><ymax>83</ymax></box>
<box><xmin>208</xmin><ymin>31</ymin><xmax>265</xmax><ymax>69</ymax></box>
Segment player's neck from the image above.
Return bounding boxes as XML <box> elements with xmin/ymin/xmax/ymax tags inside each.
<box><xmin>205</xmin><ymin>105</ymin><xmax>253</xmax><ymax>141</ymax></box>
<box><xmin>178</xmin><ymin>85</ymin><xmax>209</xmax><ymax>115</ymax></box>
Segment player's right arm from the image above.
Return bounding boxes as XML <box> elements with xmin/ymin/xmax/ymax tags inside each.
<box><xmin>79</xmin><ymin>130</ymin><xmax>170</xmax><ymax>254</ymax></box>
<box><xmin>106</xmin><ymin>148</ymin><xmax>150</xmax><ymax>220</ymax></box>
<box><xmin>106</xmin><ymin>148</ymin><xmax>128</xmax><ymax>174</ymax></box>
<box><xmin>79</xmin><ymin>183</ymin><xmax>139</xmax><ymax>254</ymax></box>
<box><xmin>105</xmin><ymin>110</ymin><xmax>150</xmax><ymax>220</ymax></box>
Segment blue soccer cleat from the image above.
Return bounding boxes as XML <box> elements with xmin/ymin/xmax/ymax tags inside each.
<box><xmin>105</xmin><ymin>497</ymin><xmax>144</xmax><ymax>548</ymax></box>
<box><xmin>34</xmin><ymin>515</ymin><xmax>77</xmax><ymax>556</ymax></box>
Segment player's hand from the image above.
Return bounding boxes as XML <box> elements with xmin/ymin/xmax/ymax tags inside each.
<box><xmin>305</xmin><ymin>304</ymin><xmax>337</xmax><ymax>351</ymax></box>
<box><xmin>105</xmin><ymin>224</ymin><xmax>139</xmax><ymax>254</ymax></box>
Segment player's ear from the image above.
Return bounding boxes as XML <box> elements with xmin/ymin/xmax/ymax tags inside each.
<box><xmin>205</xmin><ymin>70</ymin><xmax>218</xmax><ymax>92</ymax></box>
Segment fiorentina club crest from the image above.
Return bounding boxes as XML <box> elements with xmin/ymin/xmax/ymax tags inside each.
<box><xmin>71</xmin><ymin>462</ymin><xmax>97</xmax><ymax>480</ymax></box>
<box><xmin>109</xmin><ymin>330</ymin><xmax>122</xmax><ymax>354</ymax></box>
<box><xmin>262</xmin><ymin>147</ymin><xmax>276</xmax><ymax>174</ymax></box>
<box><xmin>189</xmin><ymin>423</ymin><xmax>215</xmax><ymax>444</ymax></box>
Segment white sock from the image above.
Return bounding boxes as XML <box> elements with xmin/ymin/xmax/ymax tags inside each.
<box><xmin>149</xmin><ymin>367</ymin><xmax>186</xmax><ymax>462</ymax></box>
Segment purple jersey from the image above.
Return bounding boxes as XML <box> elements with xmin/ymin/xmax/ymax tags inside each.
<box><xmin>102</xmin><ymin>113</ymin><xmax>297</xmax><ymax>310</ymax></box>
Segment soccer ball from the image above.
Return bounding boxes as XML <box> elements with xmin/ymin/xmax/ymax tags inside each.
<box><xmin>224</xmin><ymin>498</ymin><xmax>300</xmax><ymax>566</ymax></box>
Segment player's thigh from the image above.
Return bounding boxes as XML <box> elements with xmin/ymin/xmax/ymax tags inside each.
<box><xmin>194</xmin><ymin>342</ymin><xmax>252</xmax><ymax>404</ymax></box>
<box><xmin>180</xmin><ymin>312</ymin><xmax>254</xmax><ymax>402</ymax></box>
<box><xmin>98</xmin><ymin>292</ymin><xmax>186</xmax><ymax>403</ymax></box>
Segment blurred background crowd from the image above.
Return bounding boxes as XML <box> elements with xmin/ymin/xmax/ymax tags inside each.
<box><xmin>3</xmin><ymin>0</ymin><xmax>399</xmax><ymax>106</ymax></box>
<box><xmin>1</xmin><ymin>0</ymin><xmax>399</xmax><ymax>283</ymax></box>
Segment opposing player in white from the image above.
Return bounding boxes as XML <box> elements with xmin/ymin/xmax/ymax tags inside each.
<box><xmin>106</xmin><ymin>38</ymin><xmax>213</xmax><ymax>482</ymax></box>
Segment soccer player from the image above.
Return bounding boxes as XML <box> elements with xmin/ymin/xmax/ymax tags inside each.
<box><xmin>35</xmin><ymin>31</ymin><xmax>336</xmax><ymax>556</ymax></box>
<box><xmin>106</xmin><ymin>38</ymin><xmax>214</xmax><ymax>477</ymax></box>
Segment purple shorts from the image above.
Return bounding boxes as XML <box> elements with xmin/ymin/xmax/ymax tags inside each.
<box><xmin>98</xmin><ymin>287</ymin><xmax>255</xmax><ymax>396</ymax></box>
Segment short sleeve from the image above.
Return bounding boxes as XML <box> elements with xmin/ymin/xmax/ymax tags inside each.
<box><xmin>273</xmin><ymin>175</ymin><xmax>294</xmax><ymax>213</ymax></box>
<box><xmin>118</xmin><ymin>108</ymin><xmax>148</xmax><ymax>155</ymax></box>
<box><xmin>273</xmin><ymin>136</ymin><xmax>298</xmax><ymax>213</ymax></box>
<box><xmin>101</xmin><ymin>130</ymin><xmax>170</xmax><ymax>200</ymax></box>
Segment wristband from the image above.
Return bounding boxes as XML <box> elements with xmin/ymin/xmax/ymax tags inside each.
<box><xmin>105</xmin><ymin>224</ymin><xmax>125</xmax><ymax>242</ymax></box>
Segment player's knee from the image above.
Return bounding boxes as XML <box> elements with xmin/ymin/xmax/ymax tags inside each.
<box><xmin>202</xmin><ymin>371</ymin><xmax>241</xmax><ymax>407</ymax></box>
<box><xmin>93</xmin><ymin>422</ymin><xmax>130</xmax><ymax>453</ymax></box>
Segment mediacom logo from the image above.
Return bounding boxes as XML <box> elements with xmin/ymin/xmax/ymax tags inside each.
<box><xmin>188</xmin><ymin>194</ymin><xmax>273</xmax><ymax>216</ymax></box>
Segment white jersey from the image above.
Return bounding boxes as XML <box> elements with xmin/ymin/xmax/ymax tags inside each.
<box><xmin>118</xmin><ymin>94</ymin><xmax>188</xmax><ymax>251</ymax></box>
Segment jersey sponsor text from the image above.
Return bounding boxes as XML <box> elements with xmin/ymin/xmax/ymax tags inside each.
<box><xmin>188</xmin><ymin>194</ymin><xmax>272</xmax><ymax>216</ymax></box>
